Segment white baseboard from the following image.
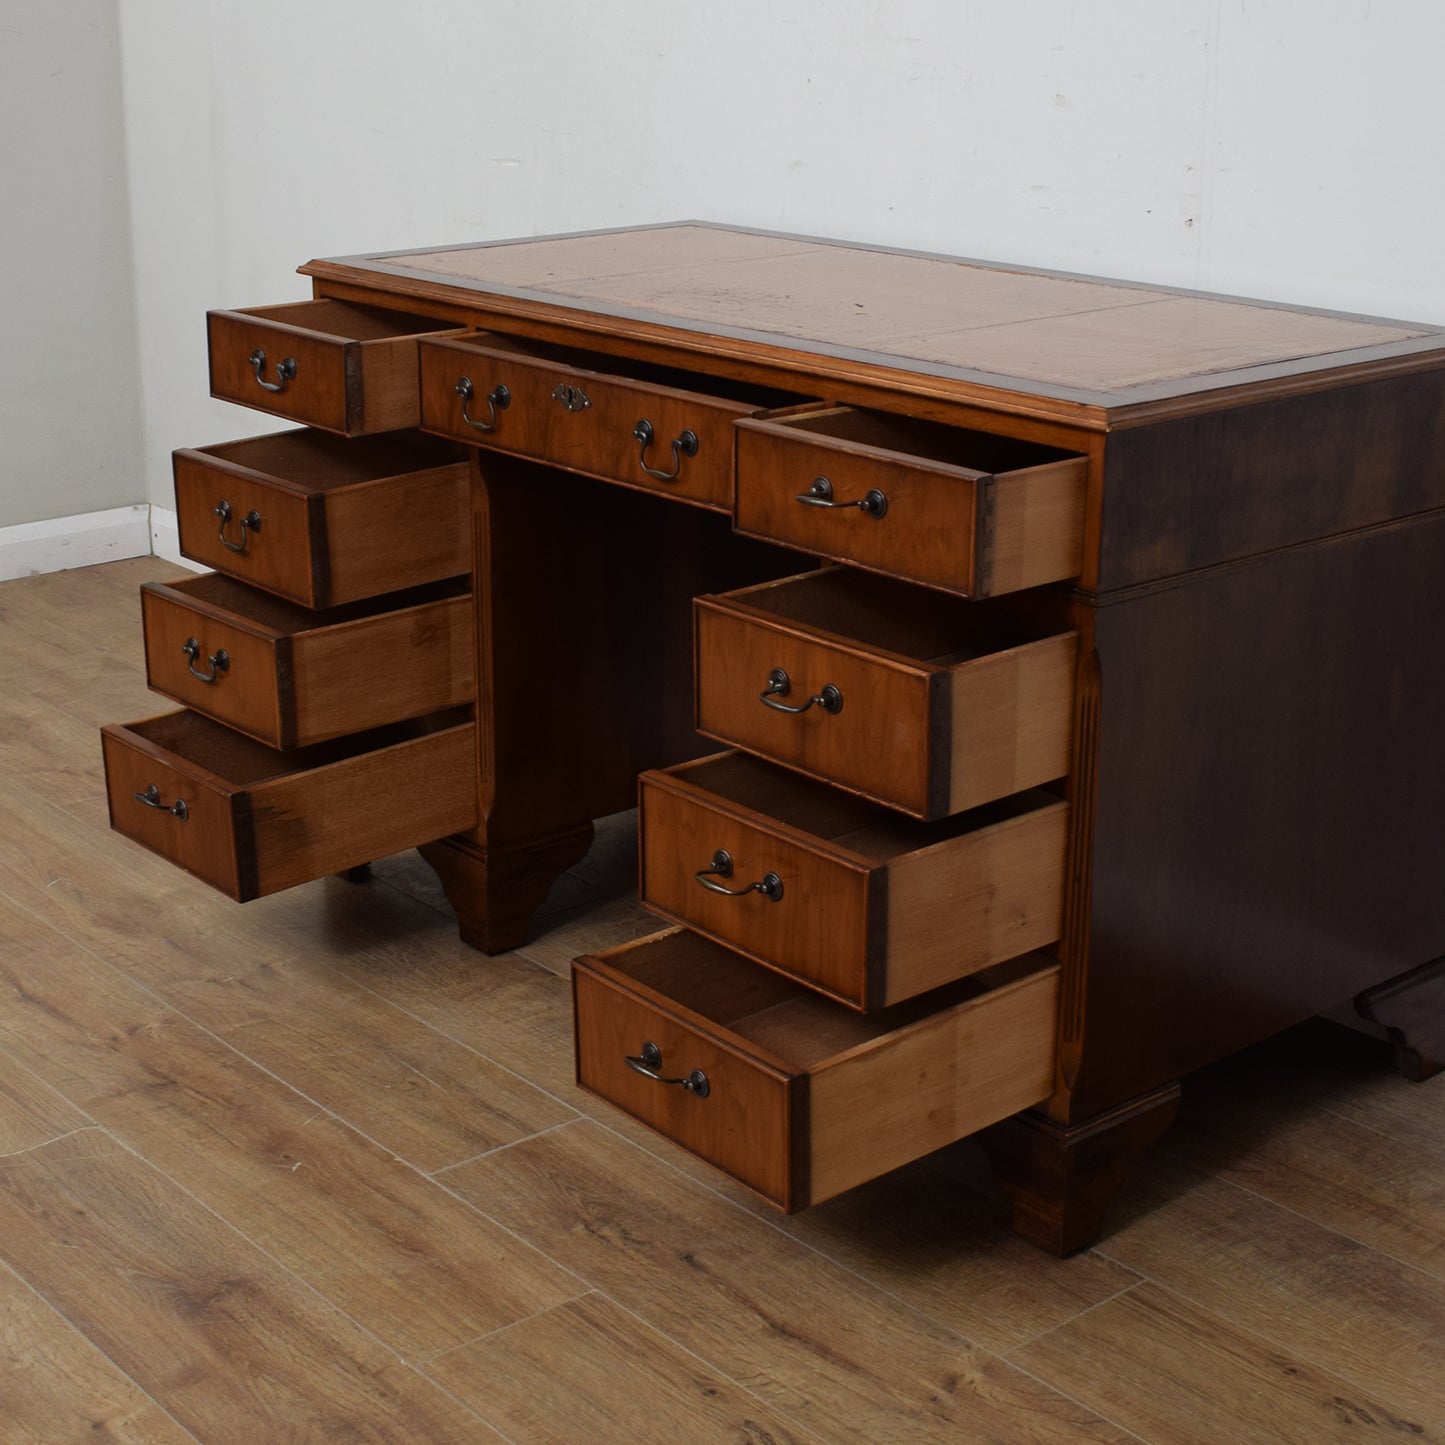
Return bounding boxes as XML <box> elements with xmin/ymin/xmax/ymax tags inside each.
<box><xmin>0</xmin><ymin>504</ymin><xmax>207</xmax><ymax>582</ymax></box>
<box><xmin>0</xmin><ymin>504</ymin><xmax>153</xmax><ymax>582</ymax></box>
<box><xmin>148</xmin><ymin>506</ymin><xmax>207</xmax><ymax>572</ymax></box>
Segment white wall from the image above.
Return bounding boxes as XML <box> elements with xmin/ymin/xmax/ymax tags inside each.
<box><xmin>0</xmin><ymin>0</ymin><xmax>143</xmax><ymax>530</ymax></box>
<box><xmin>17</xmin><ymin>1</ymin><xmax>1445</xmax><ymax>525</ymax></box>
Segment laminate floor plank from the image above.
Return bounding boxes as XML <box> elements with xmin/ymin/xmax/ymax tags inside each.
<box><xmin>426</xmin><ymin>1291</ymin><xmax>826</xmax><ymax>1445</ymax></box>
<box><xmin>1011</xmin><ymin>1282</ymin><xmax>1434</xmax><ymax>1443</ymax></box>
<box><xmin>0</xmin><ymin>1130</ymin><xmax>499</xmax><ymax>1443</ymax></box>
<box><xmin>0</xmin><ymin>1261</ymin><xmax>199</xmax><ymax>1445</ymax></box>
<box><xmin>441</xmin><ymin>1118</ymin><xmax>1136</xmax><ymax>1444</ymax></box>
<box><xmin>0</xmin><ymin>894</ymin><xmax>584</xmax><ymax>1361</ymax></box>
<box><xmin>1161</xmin><ymin>1041</ymin><xmax>1445</xmax><ymax>1280</ymax></box>
<box><xmin>1097</xmin><ymin>1153</ymin><xmax>1445</xmax><ymax>1428</ymax></box>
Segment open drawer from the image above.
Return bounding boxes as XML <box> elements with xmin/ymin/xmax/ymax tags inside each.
<box><xmin>419</xmin><ymin>333</ymin><xmax>812</xmax><ymax>510</ymax></box>
<box><xmin>640</xmin><ymin>752</ymin><xmax>1067</xmax><ymax>1010</ymax></box>
<box><xmin>172</xmin><ymin>430</ymin><xmax>469</xmax><ymax>607</ymax></box>
<box><xmin>574</xmin><ymin>926</ymin><xmax>1058</xmax><ymax>1211</ymax></box>
<box><xmin>140</xmin><ymin>574</ymin><xmax>474</xmax><ymax>749</ymax></box>
<box><xmin>695</xmin><ymin>568</ymin><xmax>1077</xmax><ymax>819</ymax></box>
<box><xmin>735</xmin><ymin>406</ymin><xmax>1086</xmax><ymax>596</ymax></box>
<box><xmin>101</xmin><ymin>709</ymin><xmax>477</xmax><ymax>901</ymax></box>
<box><xmin>208</xmin><ymin>299</ymin><xmax>463</xmax><ymax>434</ymax></box>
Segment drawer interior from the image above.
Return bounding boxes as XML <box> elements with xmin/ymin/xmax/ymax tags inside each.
<box><xmin>124</xmin><ymin>707</ymin><xmax>472</xmax><ymax>787</ymax></box>
<box><xmin>666</xmin><ymin>752</ymin><xmax>1061</xmax><ymax>862</ymax></box>
<box><xmin>156</xmin><ymin>572</ymin><xmax>468</xmax><ymax>635</ymax></box>
<box><xmin>192</xmin><ymin>429</ymin><xmax>464</xmax><ymax>492</ymax></box>
<box><xmin>443</xmin><ymin>332</ymin><xmax>814</xmax><ymax>411</ymax></box>
<box><xmin>762</xmin><ymin>405</ymin><xmax>1078</xmax><ymax>475</ymax></box>
<box><xmin>608</xmin><ymin>926</ymin><xmax>1049</xmax><ymax>1071</ymax></box>
<box><xmin>240</xmin><ymin>298</ymin><xmax>456</xmax><ymax>343</ymax></box>
<box><xmin>717</xmin><ymin>567</ymin><xmax>1068</xmax><ymax>663</ymax></box>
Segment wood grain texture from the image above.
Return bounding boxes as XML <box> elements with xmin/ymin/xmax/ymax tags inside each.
<box><xmin>0</xmin><ymin>1261</ymin><xmax>198</xmax><ymax>1445</ymax></box>
<box><xmin>442</xmin><ymin>1119</ymin><xmax>1135</xmax><ymax>1444</ymax></box>
<box><xmin>0</xmin><ymin>1133</ymin><xmax>495</xmax><ymax>1440</ymax></box>
<box><xmin>1012</xmin><ymin>1283</ymin><xmax>1434</xmax><ymax>1442</ymax></box>
<box><xmin>427</xmin><ymin>1291</ymin><xmax>823</xmax><ymax>1445</ymax></box>
<box><xmin>0</xmin><ymin>893</ymin><xmax>581</xmax><ymax>1363</ymax></box>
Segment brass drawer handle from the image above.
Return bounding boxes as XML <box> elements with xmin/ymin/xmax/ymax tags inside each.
<box><xmin>133</xmin><ymin>784</ymin><xmax>188</xmax><ymax>821</ymax></box>
<box><xmin>455</xmin><ymin>376</ymin><xmax>510</xmax><ymax>432</ymax></box>
<box><xmin>551</xmin><ymin>381</ymin><xmax>591</xmax><ymax>413</ymax></box>
<box><xmin>694</xmin><ymin>849</ymin><xmax>784</xmax><ymax>902</ymax></box>
<box><xmin>215</xmin><ymin>499</ymin><xmax>262</xmax><ymax>554</ymax></box>
<box><xmin>632</xmin><ymin>419</ymin><xmax>699</xmax><ymax>482</ymax></box>
<box><xmin>249</xmin><ymin>348</ymin><xmax>297</xmax><ymax>394</ymax></box>
<box><xmin>759</xmin><ymin>667</ymin><xmax>843</xmax><ymax>716</ymax></box>
<box><xmin>624</xmin><ymin>1041</ymin><xmax>710</xmax><ymax>1098</ymax></box>
<box><xmin>181</xmin><ymin>637</ymin><xmax>230</xmax><ymax>684</ymax></box>
<box><xmin>795</xmin><ymin>475</ymin><xmax>888</xmax><ymax>519</ymax></box>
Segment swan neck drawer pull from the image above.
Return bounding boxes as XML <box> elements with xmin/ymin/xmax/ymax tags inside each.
<box><xmin>180</xmin><ymin>638</ymin><xmax>230</xmax><ymax>684</ymax></box>
<box><xmin>249</xmin><ymin>349</ymin><xmax>297</xmax><ymax>393</ymax></box>
<box><xmin>694</xmin><ymin>849</ymin><xmax>784</xmax><ymax>902</ymax></box>
<box><xmin>794</xmin><ymin>474</ymin><xmax>888</xmax><ymax>519</ymax></box>
<box><xmin>632</xmin><ymin>419</ymin><xmax>699</xmax><ymax>481</ymax></box>
<box><xmin>133</xmin><ymin>784</ymin><xmax>188</xmax><ymax>820</ymax></box>
<box><xmin>214</xmin><ymin>499</ymin><xmax>262</xmax><ymax>553</ymax></box>
<box><xmin>624</xmin><ymin>1041</ymin><xmax>710</xmax><ymax>1098</ymax></box>
<box><xmin>455</xmin><ymin>376</ymin><xmax>510</xmax><ymax>431</ymax></box>
<box><xmin>759</xmin><ymin>667</ymin><xmax>843</xmax><ymax>716</ymax></box>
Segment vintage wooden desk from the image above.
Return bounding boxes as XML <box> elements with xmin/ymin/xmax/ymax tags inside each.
<box><xmin>102</xmin><ymin>223</ymin><xmax>1445</xmax><ymax>1252</ymax></box>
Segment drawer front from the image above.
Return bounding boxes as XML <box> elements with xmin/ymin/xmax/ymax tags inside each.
<box><xmin>639</xmin><ymin>770</ymin><xmax>875</xmax><ymax>1007</ymax></box>
<box><xmin>208</xmin><ymin>300</ymin><xmax>457</xmax><ymax>435</ymax></box>
<box><xmin>172</xmin><ymin>433</ymin><xmax>470</xmax><ymax>608</ymax></box>
<box><xmin>695</xmin><ymin>597</ymin><xmax>940</xmax><ymax>816</ymax></box>
<box><xmin>735</xmin><ymin>408</ymin><xmax>1086</xmax><ymax>597</ymax></box>
<box><xmin>140</xmin><ymin>576</ymin><xmax>475</xmax><ymax>749</ymax></box>
<box><xmin>574</xmin><ymin>928</ymin><xmax>1060</xmax><ymax>1212</ymax></box>
<box><xmin>696</xmin><ymin>572</ymin><xmax>1077</xmax><ymax>819</ymax></box>
<box><xmin>419</xmin><ymin>337</ymin><xmax>753</xmax><ymax>509</ymax></box>
<box><xmin>102</xmin><ymin>711</ymin><xmax>478</xmax><ymax>902</ymax></box>
<box><xmin>573</xmin><ymin>959</ymin><xmax>797</xmax><ymax>1206</ymax></box>
<box><xmin>640</xmin><ymin>758</ymin><xmax>1069</xmax><ymax>1010</ymax></box>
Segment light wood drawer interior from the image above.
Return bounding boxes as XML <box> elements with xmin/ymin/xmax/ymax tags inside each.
<box><xmin>101</xmin><ymin>709</ymin><xmax>477</xmax><ymax>902</ymax></box>
<box><xmin>695</xmin><ymin>568</ymin><xmax>1077</xmax><ymax>819</ymax></box>
<box><xmin>208</xmin><ymin>299</ymin><xmax>462</xmax><ymax>434</ymax></box>
<box><xmin>735</xmin><ymin>406</ymin><xmax>1086</xmax><ymax>596</ymax></box>
<box><xmin>172</xmin><ymin>430</ymin><xmax>469</xmax><ymax>607</ymax></box>
<box><xmin>574</xmin><ymin>926</ymin><xmax>1058</xmax><ymax>1211</ymax></box>
<box><xmin>140</xmin><ymin>574</ymin><xmax>474</xmax><ymax>749</ymax></box>
<box><xmin>640</xmin><ymin>752</ymin><xmax>1067</xmax><ymax>1010</ymax></box>
<box><xmin>420</xmin><ymin>333</ymin><xmax>811</xmax><ymax>510</ymax></box>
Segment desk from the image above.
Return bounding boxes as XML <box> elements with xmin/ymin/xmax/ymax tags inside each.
<box><xmin>105</xmin><ymin>224</ymin><xmax>1445</xmax><ymax>1251</ymax></box>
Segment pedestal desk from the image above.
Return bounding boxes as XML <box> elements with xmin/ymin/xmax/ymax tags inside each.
<box><xmin>102</xmin><ymin>223</ymin><xmax>1445</xmax><ymax>1252</ymax></box>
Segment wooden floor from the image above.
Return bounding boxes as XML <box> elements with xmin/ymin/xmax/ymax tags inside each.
<box><xmin>1</xmin><ymin>556</ymin><xmax>1442</xmax><ymax>1444</ymax></box>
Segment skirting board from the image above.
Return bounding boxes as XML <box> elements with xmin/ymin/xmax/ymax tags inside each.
<box><xmin>0</xmin><ymin>504</ymin><xmax>205</xmax><ymax>582</ymax></box>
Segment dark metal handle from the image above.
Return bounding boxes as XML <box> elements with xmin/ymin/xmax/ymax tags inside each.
<box><xmin>624</xmin><ymin>1041</ymin><xmax>710</xmax><ymax>1098</ymax></box>
<box><xmin>693</xmin><ymin>849</ymin><xmax>784</xmax><ymax>901</ymax></box>
<box><xmin>249</xmin><ymin>348</ymin><xmax>297</xmax><ymax>393</ymax></box>
<box><xmin>551</xmin><ymin>381</ymin><xmax>591</xmax><ymax>413</ymax></box>
<box><xmin>759</xmin><ymin>667</ymin><xmax>844</xmax><ymax>716</ymax></box>
<box><xmin>181</xmin><ymin>637</ymin><xmax>230</xmax><ymax>684</ymax></box>
<box><xmin>133</xmin><ymin>784</ymin><xmax>188</xmax><ymax>821</ymax></box>
<box><xmin>632</xmin><ymin>419</ymin><xmax>699</xmax><ymax>482</ymax></box>
<box><xmin>455</xmin><ymin>376</ymin><xmax>511</xmax><ymax>432</ymax></box>
<box><xmin>215</xmin><ymin>499</ymin><xmax>262</xmax><ymax>554</ymax></box>
<box><xmin>795</xmin><ymin>475</ymin><xmax>888</xmax><ymax>519</ymax></box>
